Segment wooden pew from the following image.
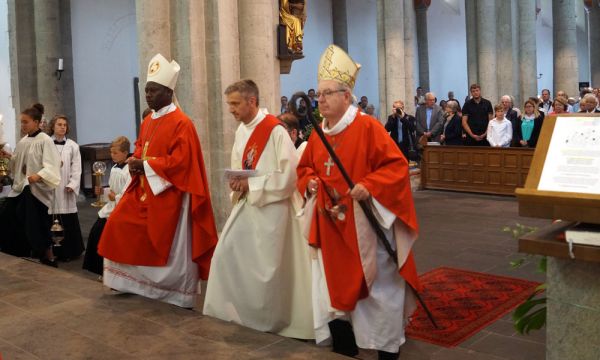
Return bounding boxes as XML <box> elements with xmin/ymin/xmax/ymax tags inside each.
<box><xmin>420</xmin><ymin>145</ymin><xmax>534</xmax><ymax>196</ymax></box>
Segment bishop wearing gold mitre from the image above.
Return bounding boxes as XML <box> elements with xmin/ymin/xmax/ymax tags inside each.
<box><xmin>297</xmin><ymin>45</ymin><xmax>421</xmax><ymax>360</ymax></box>
<box><xmin>98</xmin><ymin>54</ymin><xmax>218</xmax><ymax>308</ymax></box>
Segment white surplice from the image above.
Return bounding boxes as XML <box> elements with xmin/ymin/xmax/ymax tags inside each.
<box><xmin>103</xmin><ymin>103</ymin><xmax>199</xmax><ymax>308</ymax></box>
<box><xmin>8</xmin><ymin>132</ymin><xmax>61</xmax><ymax>207</ymax></box>
<box><xmin>203</xmin><ymin>110</ymin><xmax>314</xmax><ymax>339</ymax></box>
<box><xmin>306</xmin><ymin>105</ymin><xmax>417</xmax><ymax>353</ymax></box>
<box><xmin>97</xmin><ymin>163</ymin><xmax>130</xmax><ymax>219</ymax></box>
<box><xmin>48</xmin><ymin>137</ymin><xmax>81</xmax><ymax>214</ymax></box>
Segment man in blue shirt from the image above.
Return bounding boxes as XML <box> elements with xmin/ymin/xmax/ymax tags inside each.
<box><xmin>415</xmin><ymin>92</ymin><xmax>443</xmax><ymax>143</ymax></box>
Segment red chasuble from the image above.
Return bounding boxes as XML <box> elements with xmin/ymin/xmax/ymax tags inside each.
<box><xmin>98</xmin><ymin>108</ymin><xmax>218</xmax><ymax>280</ymax></box>
<box><xmin>297</xmin><ymin>111</ymin><xmax>420</xmax><ymax>311</ymax></box>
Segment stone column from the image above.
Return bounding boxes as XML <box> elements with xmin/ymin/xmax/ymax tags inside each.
<box><xmin>238</xmin><ymin>0</ymin><xmax>280</xmax><ymax>114</ymax></box>
<box><xmin>8</xmin><ymin>0</ymin><xmax>37</xmax><ymax>131</ymax></box>
<box><xmin>403</xmin><ymin>0</ymin><xmax>418</xmax><ymax>116</ymax></box>
<box><xmin>135</xmin><ymin>0</ymin><xmax>171</xmax><ymax>83</ymax></box>
<box><xmin>381</xmin><ymin>0</ymin><xmax>406</xmax><ymax>117</ymax></box>
<box><xmin>552</xmin><ymin>0</ymin><xmax>579</xmax><ymax>98</ymax></box>
<box><xmin>376</xmin><ymin>0</ymin><xmax>387</xmax><ymax>121</ymax></box>
<box><xmin>134</xmin><ymin>0</ymin><xmax>241</xmax><ymax>227</ymax></box>
<box><xmin>496</xmin><ymin>0</ymin><xmax>517</xmax><ymax>103</ymax></box>
<box><xmin>135</xmin><ymin>0</ymin><xmax>171</xmax><ymax>134</ymax></box>
<box><xmin>414</xmin><ymin>0</ymin><xmax>429</xmax><ymax>92</ymax></box>
<box><xmin>590</xmin><ymin>2</ymin><xmax>600</xmax><ymax>87</ymax></box>
<box><xmin>57</xmin><ymin>0</ymin><xmax>77</xmax><ymax>137</ymax></box>
<box><xmin>332</xmin><ymin>0</ymin><xmax>348</xmax><ymax>52</ymax></box>
<box><xmin>476</xmin><ymin>0</ymin><xmax>498</xmax><ymax>103</ymax></box>
<box><xmin>518</xmin><ymin>0</ymin><xmax>538</xmax><ymax>104</ymax></box>
<box><xmin>204</xmin><ymin>0</ymin><xmax>241</xmax><ymax>227</ymax></box>
<box><xmin>546</xmin><ymin>258</ymin><xmax>600</xmax><ymax>360</ymax></box>
<box><xmin>33</xmin><ymin>0</ymin><xmax>68</xmax><ymax>127</ymax></box>
<box><xmin>465</xmin><ymin>0</ymin><xmax>478</xmax><ymax>87</ymax></box>
<box><xmin>169</xmin><ymin>0</ymin><xmax>209</xmax><ymax>142</ymax></box>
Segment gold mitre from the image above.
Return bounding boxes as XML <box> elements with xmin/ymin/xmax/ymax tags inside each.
<box><xmin>317</xmin><ymin>44</ymin><xmax>361</xmax><ymax>90</ymax></box>
<box><xmin>146</xmin><ymin>53</ymin><xmax>180</xmax><ymax>90</ymax></box>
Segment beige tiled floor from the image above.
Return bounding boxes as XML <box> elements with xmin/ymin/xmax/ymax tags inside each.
<box><xmin>0</xmin><ymin>190</ymin><xmax>548</xmax><ymax>359</ymax></box>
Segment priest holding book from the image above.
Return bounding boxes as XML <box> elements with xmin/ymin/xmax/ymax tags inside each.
<box><xmin>203</xmin><ymin>79</ymin><xmax>314</xmax><ymax>339</ymax></box>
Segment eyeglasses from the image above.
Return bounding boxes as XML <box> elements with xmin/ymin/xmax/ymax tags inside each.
<box><xmin>316</xmin><ymin>89</ymin><xmax>346</xmax><ymax>98</ymax></box>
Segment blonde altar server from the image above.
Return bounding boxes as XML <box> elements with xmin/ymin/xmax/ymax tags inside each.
<box><xmin>0</xmin><ymin>104</ymin><xmax>61</xmax><ymax>266</ymax></box>
<box><xmin>83</xmin><ymin>136</ymin><xmax>131</xmax><ymax>276</ymax></box>
<box><xmin>98</xmin><ymin>54</ymin><xmax>218</xmax><ymax>308</ymax></box>
<box><xmin>47</xmin><ymin>115</ymin><xmax>84</xmax><ymax>261</ymax></box>
<box><xmin>203</xmin><ymin>80</ymin><xmax>314</xmax><ymax>339</ymax></box>
<box><xmin>297</xmin><ymin>45</ymin><xmax>421</xmax><ymax>360</ymax></box>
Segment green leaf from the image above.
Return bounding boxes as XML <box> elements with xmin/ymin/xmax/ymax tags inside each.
<box><xmin>516</xmin><ymin>308</ymin><xmax>547</xmax><ymax>334</ymax></box>
<box><xmin>510</xmin><ymin>259</ymin><xmax>526</xmax><ymax>268</ymax></box>
<box><xmin>513</xmin><ymin>297</ymin><xmax>546</xmax><ymax>320</ymax></box>
<box><xmin>537</xmin><ymin>257</ymin><xmax>547</xmax><ymax>273</ymax></box>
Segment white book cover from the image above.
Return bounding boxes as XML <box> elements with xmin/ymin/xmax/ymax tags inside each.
<box><xmin>566</xmin><ymin>223</ymin><xmax>600</xmax><ymax>247</ymax></box>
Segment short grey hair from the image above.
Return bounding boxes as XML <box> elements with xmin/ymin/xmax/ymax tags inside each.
<box><xmin>224</xmin><ymin>79</ymin><xmax>260</xmax><ymax>106</ymax></box>
<box><xmin>336</xmin><ymin>83</ymin><xmax>356</xmax><ymax>105</ymax></box>
<box><xmin>446</xmin><ymin>100</ymin><xmax>459</xmax><ymax>113</ymax></box>
<box><xmin>425</xmin><ymin>92</ymin><xmax>436</xmax><ymax>100</ymax></box>
<box><xmin>583</xmin><ymin>93</ymin><xmax>598</xmax><ymax>106</ymax></box>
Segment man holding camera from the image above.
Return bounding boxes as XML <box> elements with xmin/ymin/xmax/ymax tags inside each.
<box><xmin>385</xmin><ymin>100</ymin><xmax>417</xmax><ymax>161</ymax></box>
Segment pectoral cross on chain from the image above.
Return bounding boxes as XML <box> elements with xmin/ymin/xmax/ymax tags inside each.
<box><xmin>324</xmin><ymin>156</ymin><xmax>335</xmax><ymax>176</ymax></box>
<box><xmin>139</xmin><ymin>141</ymin><xmax>150</xmax><ymax>201</ymax></box>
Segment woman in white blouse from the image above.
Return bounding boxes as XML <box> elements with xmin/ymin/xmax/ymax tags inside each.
<box><xmin>0</xmin><ymin>104</ymin><xmax>61</xmax><ymax>267</ymax></box>
<box><xmin>47</xmin><ymin>115</ymin><xmax>84</xmax><ymax>261</ymax></box>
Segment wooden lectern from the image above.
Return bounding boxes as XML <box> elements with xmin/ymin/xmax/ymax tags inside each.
<box><xmin>516</xmin><ymin>113</ymin><xmax>600</xmax><ymax>224</ymax></box>
<box><xmin>516</xmin><ymin>113</ymin><xmax>600</xmax><ymax>359</ymax></box>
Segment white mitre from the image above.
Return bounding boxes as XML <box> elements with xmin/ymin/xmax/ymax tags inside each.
<box><xmin>146</xmin><ymin>53</ymin><xmax>180</xmax><ymax>90</ymax></box>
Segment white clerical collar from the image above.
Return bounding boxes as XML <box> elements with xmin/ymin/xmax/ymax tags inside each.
<box><xmin>151</xmin><ymin>103</ymin><xmax>176</xmax><ymax>119</ymax></box>
<box><xmin>243</xmin><ymin>108</ymin><xmax>267</xmax><ymax>130</ymax></box>
<box><xmin>323</xmin><ymin>105</ymin><xmax>358</xmax><ymax>136</ymax></box>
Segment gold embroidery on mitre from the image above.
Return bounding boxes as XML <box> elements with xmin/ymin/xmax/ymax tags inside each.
<box><xmin>148</xmin><ymin>60</ymin><xmax>160</xmax><ymax>76</ymax></box>
<box><xmin>317</xmin><ymin>45</ymin><xmax>361</xmax><ymax>90</ymax></box>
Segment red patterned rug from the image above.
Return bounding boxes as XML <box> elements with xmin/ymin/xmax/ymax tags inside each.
<box><xmin>405</xmin><ymin>267</ymin><xmax>541</xmax><ymax>347</ymax></box>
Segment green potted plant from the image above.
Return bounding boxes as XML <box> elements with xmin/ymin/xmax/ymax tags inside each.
<box><xmin>503</xmin><ymin>223</ymin><xmax>547</xmax><ymax>334</ymax></box>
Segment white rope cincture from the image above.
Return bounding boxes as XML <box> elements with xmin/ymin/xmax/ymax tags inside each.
<box><xmin>567</xmin><ymin>237</ymin><xmax>575</xmax><ymax>259</ymax></box>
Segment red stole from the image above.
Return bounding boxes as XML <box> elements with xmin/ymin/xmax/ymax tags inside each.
<box><xmin>242</xmin><ymin>115</ymin><xmax>282</xmax><ymax>170</ymax></box>
<box><xmin>297</xmin><ymin>111</ymin><xmax>420</xmax><ymax>311</ymax></box>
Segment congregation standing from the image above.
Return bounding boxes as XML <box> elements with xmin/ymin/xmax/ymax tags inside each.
<box><xmin>0</xmin><ymin>40</ymin><xmax>599</xmax><ymax>360</ymax></box>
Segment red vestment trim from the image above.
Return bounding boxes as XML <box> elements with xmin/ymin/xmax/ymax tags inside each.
<box><xmin>242</xmin><ymin>115</ymin><xmax>282</xmax><ymax>170</ymax></box>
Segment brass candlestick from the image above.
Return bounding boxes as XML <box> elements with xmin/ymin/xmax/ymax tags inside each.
<box><xmin>0</xmin><ymin>143</ymin><xmax>10</xmax><ymax>186</ymax></box>
<box><xmin>91</xmin><ymin>161</ymin><xmax>107</xmax><ymax>208</ymax></box>
<box><xmin>0</xmin><ymin>157</ymin><xmax>8</xmax><ymax>178</ymax></box>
